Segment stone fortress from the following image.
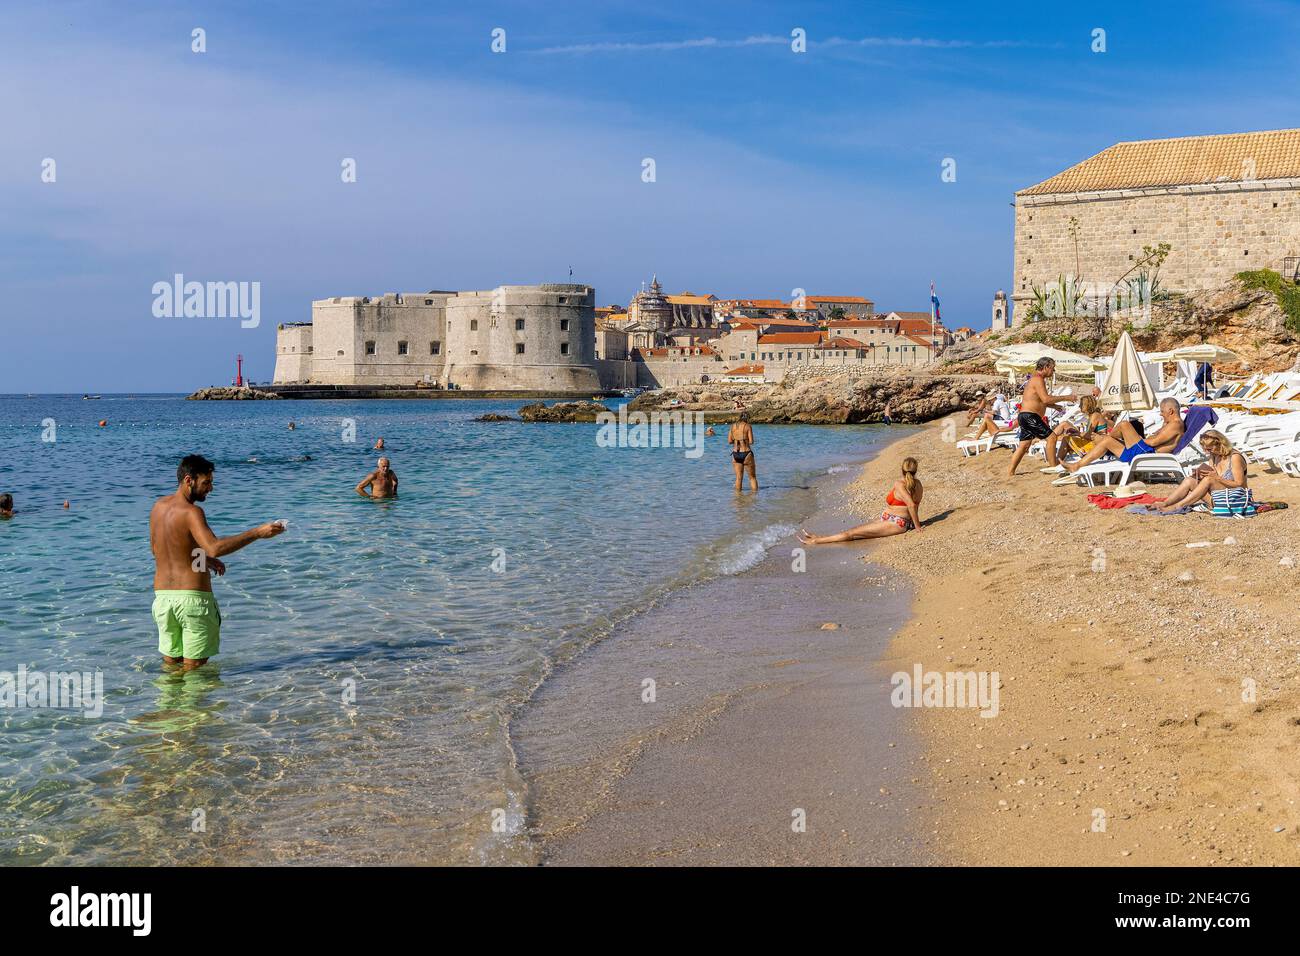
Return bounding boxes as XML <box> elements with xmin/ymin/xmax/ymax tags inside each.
<box><xmin>273</xmin><ymin>271</ymin><xmax>957</xmax><ymax>392</ymax></box>
<box><xmin>1011</xmin><ymin>127</ymin><xmax>1300</xmax><ymax>327</ymax></box>
<box><xmin>274</xmin><ymin>284</ymin><xmax>601</xmax><ymax>392</ymax></box>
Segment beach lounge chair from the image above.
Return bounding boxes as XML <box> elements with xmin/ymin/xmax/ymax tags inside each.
<box><xmin>1054</xmin><ymin>453</ymin><xmax>1189</xmax><ymax>489</ymax></box>
<box><xmin>1124</xmin><ymin>453</ymin><xmax>1190</xmax><ymax>485</ymax></box>
<box><xmin>957</xmin><ymin>435</ymin><xmax>994</xmax><ymax>457</ymax></box>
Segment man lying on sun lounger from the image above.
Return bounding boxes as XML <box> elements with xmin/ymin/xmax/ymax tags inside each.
<box><xmin>1063</xmin><ymin>398</ymin><xmax>1184</xmax><ymax>474</ymax></box>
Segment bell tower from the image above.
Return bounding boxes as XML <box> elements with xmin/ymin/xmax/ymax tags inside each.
<box><xmin>991</xmin><ymin>290</ymin><xmax>1009</xmax><ymax>331</ymax></box>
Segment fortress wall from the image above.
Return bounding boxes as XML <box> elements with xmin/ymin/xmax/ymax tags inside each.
<box><xmin>272</xmin><ymin>324</ymin><xmax>314</xmax><ymax>384</ymax></box>
<box><xmin>636</xmin><ymin>356</ymin><xmax>726</xmax><ymax>388</ymax></box>
<box><xmin>594</xmin><ymin>359</ymin><xmax>637</xmax><ymax>390</ymax></box>
<box><xmin>444</xmin><ymin>284</ymin><xmax>599</xmax><ymax>391</ymax></box>
<box><xmin>1012</xmin><ymin>181</ymin><xmax>1300</xmax><ymax>326</ymax></box>
<box><xmin>308</xmin><ymin>294</ymin><xmax>451</xmax><ymax>384</ymax></box>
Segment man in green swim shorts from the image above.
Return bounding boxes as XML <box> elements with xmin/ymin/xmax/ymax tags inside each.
<box><xmin>149</xmin><ymin>455</ymin><xmax>285</xmax><ymax>669</ymax></box>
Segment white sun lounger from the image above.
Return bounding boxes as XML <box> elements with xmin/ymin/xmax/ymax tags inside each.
<box><xmin>1052</xmin><ymin>452</ymin><xmax>1189</xmax><ymax>489</ymax></box>
<box><xmin>957</xmin><ymin>435</ymin><xmax>994</xmax><ymax>457</ymax></box>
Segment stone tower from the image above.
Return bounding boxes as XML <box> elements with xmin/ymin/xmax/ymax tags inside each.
<box><xmin>991</xmin><ymin>290</ymin><xmax>1009</xmax><ymax>332</ymax></box>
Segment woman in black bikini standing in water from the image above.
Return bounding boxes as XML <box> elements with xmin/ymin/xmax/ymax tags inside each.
<box><xmin>797</xmin><ymin>457</ymin><xmax>923</xmax><ymax>544</ymax></box>
<box><xmin>728</xmin><ymin>413</ymin><xmax>758</xmax><ymax>491</ymax></box>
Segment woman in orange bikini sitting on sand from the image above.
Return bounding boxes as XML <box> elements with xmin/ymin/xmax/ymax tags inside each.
<box><xmin>797</xmin><ymin>457</ymin><xmax>923</xmax><ymax>544</ymax></box>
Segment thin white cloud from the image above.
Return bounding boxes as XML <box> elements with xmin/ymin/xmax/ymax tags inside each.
<box><xmin>533</xmin><ymin>34</ymin><xmax>785</xmax><ymax>54</ymax></box>
<box><xmin>534</xmin><ymin>34</ymin><xmax>1058</xmax><ymax>55</ymax></box>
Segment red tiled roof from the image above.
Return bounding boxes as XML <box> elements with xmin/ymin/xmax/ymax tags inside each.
<box><xmin>724</xmin><ymin>364</ymin><xmax>765</xmax><ymax>376</ymax></box>
<box><xmin>1018</xmin><ymin>128</ymin><xmax>1300</xmax><ymax>196</ymax></box>
<box><xmin>818</xmin><ymin>337</ymin><xmax>867</xmax><ymax>349</ymax></box>
<box><xmin>903</xmin><ymin>334</ymin><xmax>935</xmax><ymax>348</ymax></box>
<box><xmin>758</xmin><ymin>332</ymin><xmax>824</xmax><ymax>345</ymax></box>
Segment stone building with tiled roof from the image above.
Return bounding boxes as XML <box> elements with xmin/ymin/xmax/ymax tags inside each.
<box><xmin>1012</xmin><ymin>128</ymin><xmax>1300</xmax><ymax>327</ymax></box>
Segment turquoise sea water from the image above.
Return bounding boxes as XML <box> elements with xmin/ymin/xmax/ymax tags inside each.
<box><xmin>0</xmin><ymin>394</ymin><xmax>893</xmax><ymax>864</ymax></box>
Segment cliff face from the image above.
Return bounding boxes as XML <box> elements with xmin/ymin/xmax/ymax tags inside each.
<box><xmin>944</xmin><ymin>277</ymin><xmax>1300</xmax><ymax>376</ymax></box>
<box><xmin>629</xmin><ymin>368</ymin><xmax>1002</xmax><ymax>424</ymax></box>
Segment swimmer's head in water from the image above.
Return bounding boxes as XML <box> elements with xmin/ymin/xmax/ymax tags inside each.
<box><xmin>177</xmin><ymin>454</ymin><xmax>215</xmax><ymax>501</ymax></box>
<box><xmin>0</xmin><ymin>493</ymin><xmax>12</xmax><ymax>513</ymax></box>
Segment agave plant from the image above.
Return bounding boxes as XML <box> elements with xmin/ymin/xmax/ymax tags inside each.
<box><xmin>1028</xmin><ymin>275</ymin><xmax>1089</xmax><ymax>321</ymax></box>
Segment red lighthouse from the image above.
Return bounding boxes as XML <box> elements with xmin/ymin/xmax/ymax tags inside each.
<box><xmin>235</xmin><ymin>354</ymin><xmax>244</xmax><ymax>387</ymax></box>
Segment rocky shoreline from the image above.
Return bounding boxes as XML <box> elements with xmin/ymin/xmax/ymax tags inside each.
<box><xmin>626</xmin><ymin>369</ymin><xmax>1002</xmax><ymax>424</ymax></box>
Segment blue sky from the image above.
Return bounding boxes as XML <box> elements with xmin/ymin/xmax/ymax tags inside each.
<box><xmin>4</xmin><ymin>0</ymin><xmax>1299</xmax><ymax>392</ymax></box>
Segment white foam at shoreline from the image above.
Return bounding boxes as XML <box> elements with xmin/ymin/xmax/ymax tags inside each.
<box><xmin>714</xmin><ymin>522</ymin><xmax>798</xmax><ymax>576</ymax></box>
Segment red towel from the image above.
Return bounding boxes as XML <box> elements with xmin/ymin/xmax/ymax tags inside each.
<box><xmin>1087</xmin><ymin>493</ymin><xmax>1160</xmax><ymax>509</ymax></box>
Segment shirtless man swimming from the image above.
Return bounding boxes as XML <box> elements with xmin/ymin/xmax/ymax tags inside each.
<box><xmin>1064</xmin><ymin>397</ymin><xmax>1184</xmax><ymax>473</ymax></box>
<box><xmin>149</xmin><ymin>454</ymin><xmax>285</xmax><ymax>669</ymax></box>
<box><xmin>727</xmin><ymin>414</ymin><xmax>757</xmax><ymax>491</ymax></box>
<box><xmin>356</xmin><ymin>457</ymin><xmax>399</xmax><ymax>498</ymax></box>
<box><xmin>1006</xmin><ymin>358</ymin><xmax>1074</xmax><ymax>477</ymax></box>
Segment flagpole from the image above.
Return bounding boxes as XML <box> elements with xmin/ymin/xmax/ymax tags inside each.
<box><xmin>929</xmin><ymin>281</ymin><xmax>936</xmax><ymax>365</ymax></box>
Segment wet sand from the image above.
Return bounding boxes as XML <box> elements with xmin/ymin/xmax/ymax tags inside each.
<box><xmin>512</xmin><ymin>471</ymin><xmax>928</xmax><ymax>866</ymax></box>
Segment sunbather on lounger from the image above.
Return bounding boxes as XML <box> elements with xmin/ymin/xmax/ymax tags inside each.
<box><xmin>965</xmin><ymin>394</ymin><xmax>990</xmax><ymax>427</ymax></box>
<box><xmin>1155</xmin><ymin>430</ymin><xmax>1248</xmax><ymax>513</ymax></box>
<box><xmin>1045</xmin><ymin>395</ymin><xmax>1109</xmax><ymax>467</ymax></box>
<box><xmin>1064</xmin><ymin>398</ymin><xmax>1184</xmax><ymax>474</ymax></box>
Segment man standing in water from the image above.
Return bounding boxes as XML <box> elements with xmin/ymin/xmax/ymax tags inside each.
<box><xmin>149</xmin><ymin>455</ymin><xmax>285</xmax><ymax>669</ymax></box>
<box><xmin>1006</xmin><ymin>357</ymin><xmax>1073</xmax><ymax>478</ymax></box>
<box><xmin>356</xmin><ymin>457</ymin><xmax>399</xmax><ymax>498</ymax></box>
<box><xmin>727</xmin><ymin>414</ymin><xmax>758</xmax><ymax>491</ymax></box>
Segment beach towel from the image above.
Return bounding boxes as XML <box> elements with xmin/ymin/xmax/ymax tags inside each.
<box><xmin>1087</xmin><ymin>493</ymin><xmax>1159</xmax><ymax>509</ymax></box>
<box><xmin>1173</xmin><ymin>405</ymin><xmax>1219</xmax><ymax>454</ymax></box>
<box><xmin>1126</xmin><ymin>504</ymin><xmax>1192</xmax><ymax>515</ymax></box>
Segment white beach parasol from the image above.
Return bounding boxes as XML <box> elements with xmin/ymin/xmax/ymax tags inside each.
<box><xmin>1099</xmin><ymin>330</ymin><xmax>1158</xmax><ymax>411</ymax></box>
<box><xmin>989</xmin><ymin>342</ymin><xmax>1107</xmax><ymax>377</ymax></box>
<box><xmin>1142</xmin><ymin>343</ymin><xmax>1242</xmax><ymax>365</ymax></box>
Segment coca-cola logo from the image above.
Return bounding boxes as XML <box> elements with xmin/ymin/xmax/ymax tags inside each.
<box><xmin>1105</xmin><ymin>383</ymin><xmax>1144</xmax><ymax>395</ymax></box>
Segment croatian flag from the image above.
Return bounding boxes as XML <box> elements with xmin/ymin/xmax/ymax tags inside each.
<box><xmin>930</xmin><ymin>282</ymin><xmax>941</xmax><ymax>323</ymax></box>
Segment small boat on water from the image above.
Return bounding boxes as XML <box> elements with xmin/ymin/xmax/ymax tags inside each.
<box><xmin>82</xmin><ymin>394</ymin><xmax>102</xmax><ymax>400</ymax></box>
<box><xmin>620</xmin><ymin>386</ymin><xmax>645</xmax><ymax>398</ymax></box>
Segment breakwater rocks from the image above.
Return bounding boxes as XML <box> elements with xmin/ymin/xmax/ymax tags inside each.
<box><xmin>629</xmin><ymin>369</ymin><xmax>1002</xmax><ymax>424</ymax></box>
<box><xmin>517</xmin><ymin>400</ymin><xmax>609</xmax><ymax>422</ymax></box>
<box><xmin>186</xmin><ymin>386</ymin><xmax>283</xmax><ymax>401</ymax></box>
<box><xmin>474</xmin><ymin>413</ymin><xmax>519</xmax><ymax>422</ymax></box>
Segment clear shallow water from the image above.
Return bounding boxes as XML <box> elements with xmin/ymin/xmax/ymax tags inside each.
<box><xmin>0</xmin><ymin>394</ymin><xmax>894</xmax><ymax>864</ymax></box>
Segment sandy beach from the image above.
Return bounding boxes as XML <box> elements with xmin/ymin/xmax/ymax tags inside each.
<box><xmin>850</xmin><ymin>415</ymin><xmax>1300</xmax><ymax>866</ymax></box>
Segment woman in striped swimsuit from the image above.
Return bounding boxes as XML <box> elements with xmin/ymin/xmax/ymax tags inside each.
<box><xmin>1155</xmin><ymin>430</ymin><xmax>1253</xmax><ymax>515</ymax></box>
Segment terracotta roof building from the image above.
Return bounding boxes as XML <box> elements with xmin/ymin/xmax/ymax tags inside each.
<box><xmin>1012</xmin><ymin>128</ymin><xmax>1300</xmax><ymax>328</ymax></box>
